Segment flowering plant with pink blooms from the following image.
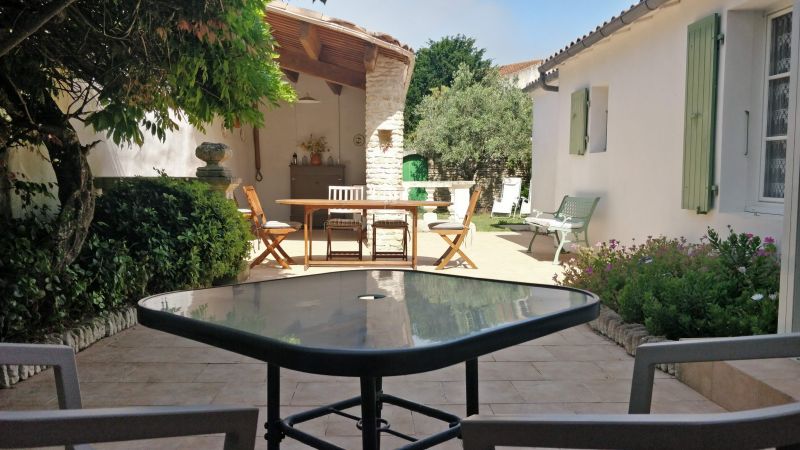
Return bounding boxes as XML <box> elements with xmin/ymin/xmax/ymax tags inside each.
<box><xmin>559</xmin><ymin>226</ymin><xmax>779</xmax><ymax>339</ymax></box>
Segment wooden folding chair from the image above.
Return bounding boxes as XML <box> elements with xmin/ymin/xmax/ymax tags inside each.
<box><xmin>242</xmin><ymin>185</ymin><xmax>302</xmax><ymax>269</ymax></box>
<box><xmin>428</xmin><ymin>188</ymin><xmax>481</xmax><ymax>270</ymax></box>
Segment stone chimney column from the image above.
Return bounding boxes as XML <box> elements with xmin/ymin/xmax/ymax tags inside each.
<box><xmin>365</xmin><ymin>55</ymin><xmax>409</xmax><ymax>251</ymax></box>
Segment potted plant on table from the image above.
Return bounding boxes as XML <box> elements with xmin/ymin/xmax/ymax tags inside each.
<box><xmin>299</xmin><ymin>134</ymin><xmax>329</xmax><ymax>165</ymax></box>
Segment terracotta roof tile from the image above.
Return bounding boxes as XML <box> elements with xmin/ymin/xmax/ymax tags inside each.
<box><xmin>268</xmin><ymin>2</ymin><xmax>414</xmax><ymax>54</ymax></box>
<box><xmin>498</xmin><ymin>59</ymin><xmax>542</xmax><ymax>76</ymax></box>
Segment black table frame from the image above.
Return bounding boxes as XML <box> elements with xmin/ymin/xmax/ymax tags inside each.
<box><xmin>137</xmin><ymin>270</ymin><xmax>600</xmax><ymax>450</ymax></box>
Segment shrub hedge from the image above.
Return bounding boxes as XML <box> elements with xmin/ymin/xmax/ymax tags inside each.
<box><xmin>0</xmin><ymin>178</ymin><xmax>250</xmax><ymax>342</ymax></box>
<box><xmin>93</xmin><ymin>178</ymin><xmax>251</xmax><ymax>293</ymax></box>
<box><xmin>559</xmin><ymin>227</ymin><xmax>779</xmax><ymax>340</ymax></box>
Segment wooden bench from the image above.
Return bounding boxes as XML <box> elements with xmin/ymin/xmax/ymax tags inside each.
<box><xmin>525</xmin><ymin>195</ymin><xmax>600</xmax><ymax>264</ymax></box>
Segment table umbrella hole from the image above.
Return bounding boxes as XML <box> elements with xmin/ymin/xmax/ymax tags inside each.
<box><xmin>358</xmin><ymin>294</ymin><xmax>386</xmax><ymax>301</ymax></box>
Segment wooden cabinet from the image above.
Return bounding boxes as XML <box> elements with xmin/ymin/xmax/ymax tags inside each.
<box><xmin>290</xmin><ymin>165</ymin><xmax>345</xmax><ymax>227</ymax></box>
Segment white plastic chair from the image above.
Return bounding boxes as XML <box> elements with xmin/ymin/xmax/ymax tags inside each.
<box><xmin>0</xmin><ymin>343</ymin><xmax>257</xmax><ymax>449</ymax></box>
<box><xmin>490</xmin><ymin>177</ymin><xmax>521</xmax><ymax>217</ymax></box>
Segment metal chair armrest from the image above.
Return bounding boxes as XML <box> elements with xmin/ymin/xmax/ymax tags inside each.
<box><xmin>461</xmin><ymin>403</ymin><xmax>800</xmax><ymax>450</ymax></box>
<box><xmin>0</xmin><ymin>343</ymin><xmax>82</xmax><ymax>409</ymax></box>
<box><xmin>629</xmin><ymin>333</ymin><xmax>800</xmax><ymax>414</ymax></box>
<box><xmin>0</xmin><ymin>405</ymin><xmax>258</xmax><ymax>450</ymax></box>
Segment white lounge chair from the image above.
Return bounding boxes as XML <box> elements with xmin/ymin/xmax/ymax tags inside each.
<box><xmin>490</xmin><ymin>177</ymin><xmax>521</xmax><ymax>217</ymax></box>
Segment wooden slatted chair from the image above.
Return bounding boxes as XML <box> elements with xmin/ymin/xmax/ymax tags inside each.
<box><xmin>326</xmin><ymin>185</ymin><xmax>366</xmax><ymax>260</ymax></box>
<box><xmin>428</xmin><ymin>188</ymin><xmax>481</xmax><ymax>270</ymax></box>
<box><xmin>372</xmin><ymin>215</ymin><xmax>409</xmax><ymax>261</ymax></box>
<box><xmin>242</xmin><ymin>185</ymin><xmax>302</xmax><ymax>269</ymax></box>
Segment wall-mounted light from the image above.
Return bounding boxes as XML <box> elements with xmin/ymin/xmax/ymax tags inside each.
<box><xmin>378</xmin><ymin>129</ymin><xmax>393</xmax><ymax>151</ymax></box>
<box><xmin>297</xmin><ymin>93</ymin><xmax>319</xmax><ymax>104</ymax></box>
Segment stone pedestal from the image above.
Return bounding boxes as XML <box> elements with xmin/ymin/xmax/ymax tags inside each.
<box><xmin>195</xmin><ymin>142</ymin><xmax>240</xmax><ymax>199</ymax></box>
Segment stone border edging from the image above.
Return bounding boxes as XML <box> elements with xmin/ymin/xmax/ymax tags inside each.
<box><xmin>588</xmin><ymin>305</ymin><xmax>677</xmax><ymax>375</ymax></box>
<box><xmin>0</xmin><ymin>306</ymin><xmax>137</xmax><ymax>388</ymax></box>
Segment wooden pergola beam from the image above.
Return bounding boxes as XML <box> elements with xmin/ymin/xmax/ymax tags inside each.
<box><xmin>325</xmin><ymin>81</ymin><xmax>343</xmax><ymax>95</ymax></box>
<box><xmin>281</xmin><ymin>68</ymin><xmax>300</xmax><ymax>83</ymax></box>
<box><xmin>298</xmin><ymin>22</ymin><xmax>322</xmax><ymax>60</ymax></box>
<box><xmin>364</xmin><ymin>44</ymin><xmax>378</xmax><ymax>72</ymax></box>
<box><xmin>278</xmin><ymin>49</ymin><xmax>366</xmax><ymax>89</ymax></box>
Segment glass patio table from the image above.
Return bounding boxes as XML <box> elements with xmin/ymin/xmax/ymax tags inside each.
<box><xmin>137</xmin><ymin>270</ymin><xmax>599</xmax><ymax>450</ymax></box>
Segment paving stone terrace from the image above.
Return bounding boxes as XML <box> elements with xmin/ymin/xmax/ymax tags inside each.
<box><xmin>0</xmin><ymin>230</ymin><xmax>724</xmax><ymax>449</ymax></box>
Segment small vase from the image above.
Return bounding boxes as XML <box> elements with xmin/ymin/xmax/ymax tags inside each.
<box><xmin>310</xmin><ymin>153</ymin><xmax>322</xmax><ymax>166</ymax></box>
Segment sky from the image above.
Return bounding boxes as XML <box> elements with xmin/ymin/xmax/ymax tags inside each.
<box><xmin>288</xmin><ymin>0</ymin><xmax>637</xmax><ymax>65</ymax></box>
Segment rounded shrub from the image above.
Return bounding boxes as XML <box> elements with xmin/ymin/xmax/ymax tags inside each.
<box><xmin>92</xmin><ymin>177</ymin><xmax>251</xmax><ymax>293</ymax></box>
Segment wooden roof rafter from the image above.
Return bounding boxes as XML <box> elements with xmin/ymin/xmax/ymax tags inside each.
<box><xmin>266</xmin><ymin>2</ymin><xmax>415</xmax><ymax>91</ymax></box>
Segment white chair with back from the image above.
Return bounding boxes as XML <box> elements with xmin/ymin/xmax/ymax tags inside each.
<box><xmin>326</xmin><ymin>185</ymin><xmax>366</xmax><ymax>260</ymax></box>
<box><xmin>491</xmin><ymin>177</ymin><xmax>522</xmax><ymax>217</ymax></box>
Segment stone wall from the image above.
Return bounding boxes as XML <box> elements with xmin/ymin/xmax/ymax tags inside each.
<box><xmin>427</xmin><ymin>158</ymin><xmax>530</xmax><ymax>212</ymax></box>
<box><xmin>365</xmin><ymin>55</ymin><xmax>409</xmax><ymax>251</ymax></box>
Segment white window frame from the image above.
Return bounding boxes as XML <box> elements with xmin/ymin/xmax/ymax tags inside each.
<box><xmin>760</xmin><ymin>8</ymin><xmax>792</xmax><ymax>202</ymax></box>
<box><xmin>746</xmin><ymin>6</ymin><xmax>793</xmax><ymax>215</ymax></box>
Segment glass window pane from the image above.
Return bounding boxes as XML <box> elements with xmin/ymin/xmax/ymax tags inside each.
<box><xmin>767</xmin><ymin>77</ymin><xmax>790</xmax><ymax>136</ymax></box>
<box><xmin>764</xmin><ymin>140</ymin><xmax>787</xmax><ymax>199</ymax></box>
<box><xmin>770</xmin><ymin>12</ymin><xmax>792</xmax><ymax>76</ymax></box>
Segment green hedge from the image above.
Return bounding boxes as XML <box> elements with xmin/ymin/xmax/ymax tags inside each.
<box><xmin>0</xmin><ymin>217</ymin><xmax>146</xmax><ymax>341</ymax></box>
<box><xmin>93</xmin><ymin>178</ymin><xmax>251</xmax><ymax>292</ymax></box>
<box><xmin>0</xmin><ymin>178</ymin><xmax>251</xmax><ymax>342</ymax></box>
<box><xmin>560</xmin><ymin>227</ymin><xmax>779</xmax><ymax>340</ymax></box>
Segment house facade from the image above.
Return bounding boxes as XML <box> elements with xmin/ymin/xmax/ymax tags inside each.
<box><xmin>531</xmin><ymin>0</ymin><xmax>792</xmax><ymax>241</ymax></box>
<box><xmin>526</xmin><ymin>0</ymin><xmax>800</xmax><ymax>331</ymax></box>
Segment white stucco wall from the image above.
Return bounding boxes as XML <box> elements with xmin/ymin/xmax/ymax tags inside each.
<box><xmin>532</xmin><ymin>0</ymin><xmax>791</xmax><ymax>245</ymax></box>
<box><xmin>85</xmin><ymin>115</ymin><xmax>250</xmax><ymax>179</ymax></box>
<box><xmin>531</xmin><ymin>88</ymin><xmax>560</xmax><ymax>214</ymax></box>
<box><xmin>6</xmin><ymin>146</ymin><xmax>60</xmax><ymax>216</ymax></box>
<box><xmin>504</xmin><ymin>65</ymin><xmax>540</xmax><ymax>90</ymax></box>
<box><xmin>225</xmin><ymin>74</ymin><xmax>366</xmax><ymax>221</ymax></box>
<box><xmin>83</xmin><ymin>72</ymin><xmax>366</xmax><ymax>222</ymax></box>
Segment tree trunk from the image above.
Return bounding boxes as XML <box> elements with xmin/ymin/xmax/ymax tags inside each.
<box><xmin>40</xmin><ymin>99</ymin><xmax>95</xmax><ymax>272</ymax></box>
<box><xmin>0</xmin><ymin>151</ymin><xmax>10</xmax><ymax>219</ymax></box>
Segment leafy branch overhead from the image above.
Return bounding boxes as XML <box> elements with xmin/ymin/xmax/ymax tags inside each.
<box><xmin>0</xmin><ymin>0</ymin><xmax>298</xmax><ymax>270</ymax></box>
<box><xmin>1</xmin><ymin>0</ymin><xmax>297</xmax><ymax>149</ymax></box>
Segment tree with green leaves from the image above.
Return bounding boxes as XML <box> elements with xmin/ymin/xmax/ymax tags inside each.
<box><xmin>0</xmin><ymin>0</ymin><xmax>297</xmax><ymax>271</ymax></box>
<box><xmin>404</xmin><ymin>34</ymin><xmax>492</xmax><ymax>136</ymax></box>
<box><xmin>408</xmin><ymin>65</ymin><xmax>532</xmax><ymax>184</ymax></box>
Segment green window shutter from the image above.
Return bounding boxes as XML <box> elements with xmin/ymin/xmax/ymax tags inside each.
<box><xmin>569</xmin><ymin>88</ymin><xmax>589</xmax><ymax>155</ymax></box>
<box><xmin>682</xmin><ymin>13</ymin><xmax>720</xmax><ymax>213</ymax></box>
